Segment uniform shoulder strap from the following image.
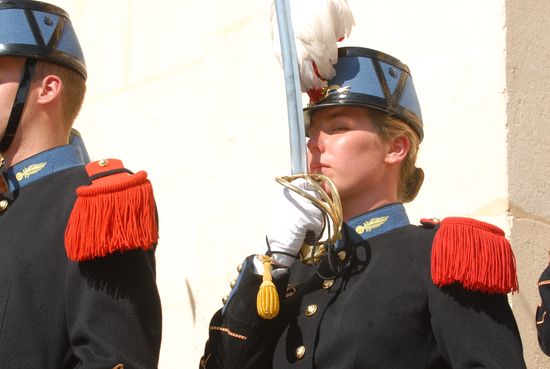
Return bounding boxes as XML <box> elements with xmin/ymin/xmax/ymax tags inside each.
<box><xmin>430</xmin><ymin>217</ymin><xmax>518</xmax><ymax>294</ymax></box>
<box><xmin>65</xmin><ymin>159</ymin><xmax>158</xmax><ymax>262</ymax></box>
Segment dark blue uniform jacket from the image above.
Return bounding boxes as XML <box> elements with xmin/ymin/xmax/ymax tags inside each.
<box><xmin>0</xmin><ymin>160</ymin><xmax>161</xmax><ymax>368</ymax></box>
<box><xmin>201</xmin><ymin>217</ymin><xmax>526</xmax><ymax>369</ymax></box>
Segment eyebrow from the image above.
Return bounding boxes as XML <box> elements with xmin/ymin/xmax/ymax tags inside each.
<box><xmin>310</xmin><ymin>111</ymin><xmax>348</xmax><ymax>129</ymax></box>
<box><xmin>325</xmin><ymin>112</ymin><xmax>348</xmax><ymax>120</ymax></box>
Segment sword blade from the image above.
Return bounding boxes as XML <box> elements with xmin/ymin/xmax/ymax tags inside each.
<box><xmin>274</xmin><ymin>0</ymin><xmax>307</xmax><ymax>174</ymax></box>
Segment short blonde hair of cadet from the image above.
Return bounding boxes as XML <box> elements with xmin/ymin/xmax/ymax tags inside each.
<box><xmin>369</xmin><ymin>109</ymin><xmax>424</xmax><ymax>203</ymax></box>
<box><xmin>32</xmin><ymin>60</ymin><xmax>86</xmax><ymax>127</ymax></box>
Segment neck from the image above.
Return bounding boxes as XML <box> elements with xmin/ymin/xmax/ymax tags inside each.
<box><xmin>341</xmin><ymin>184</ymin><xmax>399</xmax><ymax>221</ymax></box>
<box><xmin>1</xmin><ymin>126</ymin><xmax>69</xmax><ymax>168</ymax></box>
<box><xmin>342</xmin><ymin>197</ymin><xmax>398</xmax><ymax>222</ymax></box>
<box><xmin>340</xmin><ymin>164</ymin><xmax>402</xmax><ymax>221</ymax></box>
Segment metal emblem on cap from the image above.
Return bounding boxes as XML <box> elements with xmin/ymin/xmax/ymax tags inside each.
<box><xmin>43</xmin><ymin>16</ymin><xmax>53</xmax><ymax>26</ymax></box>
<box><xmin>312</xmin><ymin>84</ymin><xmax>351</xmax><ymax>105</ymax></box>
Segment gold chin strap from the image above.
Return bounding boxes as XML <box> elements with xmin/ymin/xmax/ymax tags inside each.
<box><xmin>256</xmin><ymin>173</ymin><xmax>343</xmax><ymax>319</ymax></box>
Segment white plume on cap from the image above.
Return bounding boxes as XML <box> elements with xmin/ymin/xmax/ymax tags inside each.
<box><xmin>271</xmin><ymin>0</ymin><xmax>355</xmax><ymax>93</ymax></box>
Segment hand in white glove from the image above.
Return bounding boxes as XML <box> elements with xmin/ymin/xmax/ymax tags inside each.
<box><xmin>264</xmin><ymin>178</ymin><xmax>324</xmax><ymax>267</ymax></box>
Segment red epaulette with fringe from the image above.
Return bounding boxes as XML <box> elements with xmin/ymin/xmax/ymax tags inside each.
<box><xmin>64</xmin><ymin>159</ymin><xmax>158</xmax><ymax>262</ymax></box>
<box><xmin>429</xmin><ymin>217</ymin><xmax>518</xmax><ymax>294</ymax></box>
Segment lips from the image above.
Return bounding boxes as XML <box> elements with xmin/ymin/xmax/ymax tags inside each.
<box><xmin>309</xmin><ymin>163</ymin><xmax>329</xmax><ymax>174</ymax></box>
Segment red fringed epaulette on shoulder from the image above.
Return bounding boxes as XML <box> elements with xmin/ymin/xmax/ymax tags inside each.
<box><xmin>64</xmin><ymin>159</ymin><xmax>159</xmax><ymax>262</ymax></box>
<box><xmin>430</xmin><ymin>217</ymin><xmax>518</xmax><ymax>294</ymax></box>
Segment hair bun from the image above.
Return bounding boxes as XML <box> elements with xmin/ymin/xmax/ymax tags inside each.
<box><xmin>402</xmin><ymin>167</ymin><xmax>424</xmax><ymax>203</ymax></box>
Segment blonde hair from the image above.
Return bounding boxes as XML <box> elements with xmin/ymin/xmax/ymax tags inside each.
<box><xmin>32</xmin><ymin>60</ymin><xmax>86</xmax><ymax>127</ymax></box>
<box><xmin>369</xmin><ymin>109</ymin><xmax>424</xmax><ymax>203</ymax></box>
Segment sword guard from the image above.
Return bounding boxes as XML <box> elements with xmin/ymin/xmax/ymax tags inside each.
<box><xmin>275</xmin><ymin>173</ymin><xmax>343</xmax><ymax>264</ymax></box>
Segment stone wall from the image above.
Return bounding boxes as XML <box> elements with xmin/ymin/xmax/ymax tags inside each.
<box><xmin>506</xmin><ymin>0</ymin><xmax>550</xmax><ymax>367</ymax></box>
<box><xmin>45</xmin><ymin>0</ymin><xmax>550</xmax><ymax>367</ymax></box>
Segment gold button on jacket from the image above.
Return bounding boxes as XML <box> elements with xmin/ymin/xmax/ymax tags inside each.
<box><xmin>304</xmin><ymin>304</ymin><xmax>318</xmax><ymax>317</ymax></box>
<box><xmin>295</xmin><ymin>345</ymin><xmax>306</xmax><ymax>359</ymax></box>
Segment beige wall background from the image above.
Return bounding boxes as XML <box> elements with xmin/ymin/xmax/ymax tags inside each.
<box><xmin>46</xmin><ymin>0</ymin><xmax>550</xmax><ymax>367</ymax></box>
<box><xmin>507</xmin><ymin>0</ymin><xmax>550</xmax><ymax>367</ymax></box>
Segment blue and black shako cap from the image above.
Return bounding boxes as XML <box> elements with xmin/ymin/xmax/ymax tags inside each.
<box><xmin>304</xmin><ymin>47</ymin><xmax>423</xmax><ymax>141</ymax></box>
<box><xmin>0</xmin><ymin>0</ymin><xmax>86</xmax><ymax>79</ymax></box>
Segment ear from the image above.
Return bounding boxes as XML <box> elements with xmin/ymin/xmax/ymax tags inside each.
<box><xmin>36</xmin><ymin>74</ymin><xmax>62</xmax><ymax>105</ymax></box>
<box><xmin>384</xmin><ymin>135</ymin><xmax>410</xmax><ymax>165</ymax></box>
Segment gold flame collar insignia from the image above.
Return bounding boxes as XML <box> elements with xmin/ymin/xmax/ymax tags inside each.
<box><xmin>16</xmin><ymin>162</ymin><xmax>47</xmax><ymax>181</ymax></box>
<box><xmin>355</xmin><ymin>216</ymin><xmax>389</xmax><ymax>235</ymax></box>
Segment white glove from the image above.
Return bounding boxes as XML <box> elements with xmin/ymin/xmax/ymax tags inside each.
<box><xmin>264</xmin><ymin>178</ymin><xmax>324</xmax><ymax>267</ymax></box>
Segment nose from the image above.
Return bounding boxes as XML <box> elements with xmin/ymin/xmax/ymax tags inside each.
<box><xmin>307</xmin><ymin>129</ymin><xmax>324</xmax><ymax>153</ymax></box>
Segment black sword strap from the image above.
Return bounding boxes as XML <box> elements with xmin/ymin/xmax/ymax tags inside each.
<box><xmin>0</xmin><ymin>58</ymin><xmax>38</xmax><ymax>153</ymax></box>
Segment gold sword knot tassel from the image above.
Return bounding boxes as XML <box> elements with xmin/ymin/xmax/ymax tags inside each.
<box><xmin>256</xmin><ymin>255</ymin><xmax>280</xmax><ymax>319</ymax></box>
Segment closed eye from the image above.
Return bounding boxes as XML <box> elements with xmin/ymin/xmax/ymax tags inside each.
<box><xmin>330</xmin><ymin>125</ymin><xmax>350</xmax><ymax>133</ymax></box>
